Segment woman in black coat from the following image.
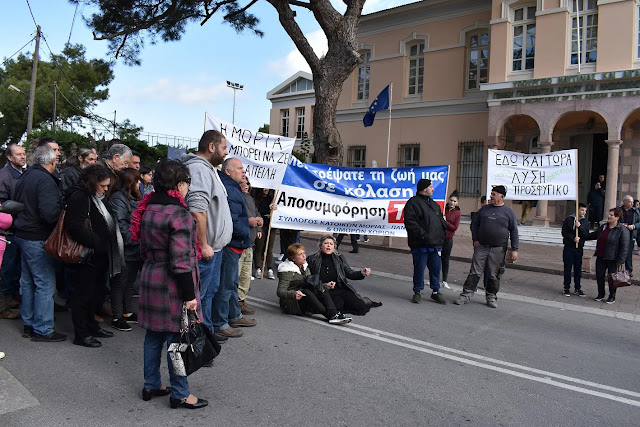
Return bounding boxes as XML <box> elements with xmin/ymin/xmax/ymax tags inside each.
<box><xmin>65</xmin><ymin>164</ymin><xmax>124</xmax><ymax>348</ymax></box>
<box><xmin>586</xmin><ymin>207</ymin><xmax>630</xmax><ymax>304</ymax></box>
<box><xmin>108</xmin><ymin>168</ymin><xmax>142</xmax><ymax>331</ymax></box>
<box><xmin>306</xmin><ymin>235</ymin><xmax>380</xmax><ymax>316</ymax></box>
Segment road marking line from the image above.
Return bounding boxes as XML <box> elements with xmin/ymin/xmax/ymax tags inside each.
<box><xmin>247</xmin><ymin>296</ymin><xmax>640</xmax><ymax>407</ymax></box>
<box><xmin>372</xmin><ymin>271</ymin><xmax>639</xmax><ymax>323</ymax></box>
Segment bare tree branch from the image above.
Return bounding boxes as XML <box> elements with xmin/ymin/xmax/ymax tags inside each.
<box><xmin>288</xmin><ymin>0</ymin><xmax>312</xmax><ymax>9</ymax></box>
<box><xmin>224</xmin><ymin>0</ymin><xmax>260</xmax><ymax>20</ymax></box>
<box><xmin>115</xmin><ymin>33</ymin><xmax>129</xmax><ymax>59</ymax></box>
<box><xmin>267</xmin><ymin>0</ymin><xmax>320</xmax><ymax>71</ymax></box>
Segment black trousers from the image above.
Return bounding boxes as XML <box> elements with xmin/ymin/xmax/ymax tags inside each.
<box><xmin>328</xmin><ymin>288</ymin><xmax>369</xmax><ymax>315</ymax></box>
<box><xmin>110</xmin><ymin>260</ymin><xmax>142</xmax><ymax>319</ymax></box>
<box><xmin>441</xmin><ymin>238</ymin><xmax>454</xmax><ymax>282</ymax></box>
<box><xmin>279</xmin><ymin>229</ymin><xmax>299</xmax><ymax>255</ymax></box>
<box><xmin>595</xmin><ymin>257</ymin><xmax>618</xmax><ymax>298</ymax></box>
<box><xmin>71</xmin><ymin>260</ymin><xmax>108</xmax><ymax>339</ymax></box>
<box><xmin>298</xmin><ymin>290</ymin><xmax>338</xmax><ymax>319</ymax></box>
<box><xmin>336</xmin><ymin>234</ymin><xmax>359</xmax><ymax>252</ymax></box>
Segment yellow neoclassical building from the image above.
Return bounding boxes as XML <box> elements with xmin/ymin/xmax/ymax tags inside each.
<box><xmin>268</xmin><ymin>0</ymin><xmax>640</xmax><ymax>224</ymax></box>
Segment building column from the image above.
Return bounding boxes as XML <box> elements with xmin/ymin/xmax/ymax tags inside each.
<box><xmin>532</xmin><ymin>141</ymin><xmax>553</xmax><ymax>227</ymax></box>
<box><xmin>604</xmin><ymin>139</ymin><xmax>622</xmax><ymax>212</ymax></box>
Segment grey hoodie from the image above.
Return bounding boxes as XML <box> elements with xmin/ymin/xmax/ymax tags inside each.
<box><xmin>182</xmin><ymin>153</ymin><xmax>232</xmax><ymax>252</ymax></box>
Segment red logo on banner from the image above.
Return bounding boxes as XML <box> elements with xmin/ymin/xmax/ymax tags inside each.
<box><xmin>387</xmin><ymin>200</ymin><xmax>446</xmax><ymax>223</ymax></box>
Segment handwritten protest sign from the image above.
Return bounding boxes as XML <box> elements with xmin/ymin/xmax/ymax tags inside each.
<box><xmin>486</xmin><ymin>149</ymin><xmax>577</xmax><ymax>200</ymax></box>
<box><xmin>205</xmin><ymin>113</ymin><xmax>295</xmax><ymax>189</ymax></box>
<box><xmin>271</xmin><ymin>159</ymin><xmax>449</xmax><ymax>238</ymax></box>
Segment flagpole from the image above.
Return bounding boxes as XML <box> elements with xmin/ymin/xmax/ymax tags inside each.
<box><xmin>386</xmin><ymin>82</ymin><xmax>393</xmax><ymax>168</ymax></box>
<box><xmin>577</xmin><ymin>0</ymin><xmax>581</xmax><ymax>73</ymax></box>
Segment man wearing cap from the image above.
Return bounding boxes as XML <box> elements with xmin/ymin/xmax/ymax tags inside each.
<box><xmin>454</xmin><ymin>185</ymin><xmax>519</xmax><ymax>308</ymax></box>
<box><xmin>404</xmin><ymin>179</ymin><xmax>448</xmax><ymax>305</ymax></box>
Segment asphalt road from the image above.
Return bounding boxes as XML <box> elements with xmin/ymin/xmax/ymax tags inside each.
<box><xmin>1</xmin><ymin>270</ymin><xmax>639</xmax><ymax>426</ymax></box>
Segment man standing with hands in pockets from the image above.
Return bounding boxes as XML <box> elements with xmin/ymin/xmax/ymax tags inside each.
<box><xmin>454</xmin><ymin>185</ymin><xmax>518</xmax><ymax>308</ymax></box>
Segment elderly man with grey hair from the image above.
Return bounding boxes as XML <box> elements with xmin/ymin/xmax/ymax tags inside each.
<box><xmin>618</xmin><ymin>195</ymin><xmax>640</xmax><ymax>275</ymax></box>
<box><xmin>12</xmin><ymin>145</ymin><xmax>66</xmax><ymax>342</ymax></box>
<box><xmin>98</xmin><ymin>142</ymin><xmax>132</xmax><ymax>194</ymax></box>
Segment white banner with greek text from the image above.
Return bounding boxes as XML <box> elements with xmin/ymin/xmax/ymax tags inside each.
<box><xmin>205</xmin><ymin>113</ymin><xmax>296</xmax><ymax>189</ymax></box>
<box><xmin>271</xmin><ymin>160</ymin><xmax>450</xmax><ymax>238</ymax></box>
<box><xmin>486</xmin><ymin>149</ymin><xmax>577</xmax><ymax>200</ymax></box>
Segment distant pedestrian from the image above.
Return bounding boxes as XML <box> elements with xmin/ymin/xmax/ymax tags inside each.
<box><xmin>454</xmin><ymin>185</ymin><xmax>518</xmax><ymax>308</ymax></box>
<box><xmin>336</xmin><ymin>233</ymin><xmax>359</xmax><ymax>253</ymax></box>
<box><xmin>139</xmin><ymin>165</ymin><xmax>154</xmax><ymax>196</ymax></box>
<box><xmin>586</xmin><ymin>208</ymin><xmax>629</xmax><ymax>304</ymax></box>
<box><xmin>587</xmin><ymin>181</ymin><xmax>605</xmax><ymax>229</ymax></box>
<box><xmin>561</xmin><ymin>203</ymin><xmax>590</xmax><ymax>297</ymax></box>
<box><xmin>441</xmin><ymin>190</ymin><xmax>461</xmax><ymax>290</ymax></box>
<box><xmin>404</xmin><ymin>179</ymin><xmax>448</xmax><ymax>305</ymax></box>
<box><xmin>618</xmin><ymin>195</ymin><xmax>640</xmax><ymax>275</ymax></box>
<box><xmin>59</xmin><ymin>148</ymin><xmax>98</xmax><ymax>199</ymax></box>
<box><xmin>97</xmin><ymin>143</ymin><xmax>132</xmax><ymax>195</ymax></box>
<box><xmin>520</xmin><ymin>200</ymin><xmax>537</xmax><ymax>225</ymax></box>
<box><xmin>12</xmin><ymin>145</ymin><xmax>65</xmax><ymax>342</ymax></box>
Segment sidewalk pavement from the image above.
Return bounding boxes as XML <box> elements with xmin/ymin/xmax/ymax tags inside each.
<box><xmin>298</xmin><ymin>227</ymin><xmax>640</xmax><ymax>320</ymax></box>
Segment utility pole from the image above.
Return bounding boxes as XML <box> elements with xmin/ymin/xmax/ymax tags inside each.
<box><xmin>52</xmin><ymin>81</ymin><xmax>57</xmax><ymax>131</ymax></box>
<box><xmin>26</xmin><ymin>25</ymin><xmax>41</xmax><ymax>141</ymax></box>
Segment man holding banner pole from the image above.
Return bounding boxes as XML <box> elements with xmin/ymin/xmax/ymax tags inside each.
<box><xmin>454</xmin><ymin>185</ymin><xmax>518</xmax><ymax>308</ymax></box>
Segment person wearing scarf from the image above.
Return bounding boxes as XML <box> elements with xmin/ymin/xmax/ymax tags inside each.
<box><xmin>130</xmin><ymin>159</ymin><xmax>207</xmax><ymax>410</ymax></box>
<box><xmin>65</xmin><ymin>164</ymin><xmax>124</xmax><ymax>348</ymax></box>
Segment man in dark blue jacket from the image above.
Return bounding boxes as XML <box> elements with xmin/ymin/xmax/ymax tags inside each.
<box><xmin>12</xmin><ymin>145</ymin><xmax>66</xmax><ymax>342</ymax></box>
<box><xmin>561</xmin><ymin>203</ymin><xmax>590</xmax><ymax>297</ymax></box>
<box><xmin>212</xmin><ymin>157</ymin><xmax>256</xmax><ymax>338</ymax></box>
<box><xmin>404</xmin><ymin>178</ymin><xmax>448</xmax><ymax>305</ymax></box>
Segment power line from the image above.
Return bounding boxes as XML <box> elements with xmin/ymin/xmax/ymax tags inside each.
<box><xmin>67</xmin><ymin>1</ymin><xmax>80</xmax><ymax>46</ymax></box>
<box><xmin>24</xmin><ymin>0</ymin><xmax>38</xmax><ymax>29</ymax></box>
<box><xmin>55</xmin><ymin>86</ymin><xmax>115</xmax><ymax>135</ymax></box>
<box><xmin>1</xmin><ymin>35</ymin><xmax>36</xmax><ymax>66</ymax></box>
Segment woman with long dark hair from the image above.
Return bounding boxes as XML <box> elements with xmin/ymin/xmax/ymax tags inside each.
<box><xmin>65</xmin><ymin>164</ymin><xmax>124</xmax><ymax>348</ymax></box>
<box><xmin>131</xmin><ymin>159</ymin><xmax>207</xmax><ymax>409</ymax></box>
<box><xmin>109</xmin><ymin>168</ymin><xmax>143</xmax><ymax>331</ymax></box>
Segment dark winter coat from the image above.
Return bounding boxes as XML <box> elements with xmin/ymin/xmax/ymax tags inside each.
<box><xmin>561</xmin><ymin>214</ymin><xmax>590</xmax><ymax>249</ymax></box>
<box><xmin>444</xmin><ymin>206</ymin><xmax>461</xmax><ymax>240</ymax></box>
<box><xmin>0</xmin><ymin>163</ymin><xmax>22</xmax><ymax>203</ymax></box>
<box><xmin>109</xmin><ymin>189</ymin><xmax>141</xmax><ymax>262</ymax></box>
<box><xmin>59</xmin><ymin>165</ymin><xmax>81</xmax><ymax>201</ymax></box>
<box><xmin>587</xmin><ymin>223</ymin><xmax>630</xmax><ymax>263</ymax></box>
<box><xmin>307</xmin><ymin>251</ymin><xmax>372</xmax><ymax>315</ymax></box>
<box><xmin>403</xmin><ymin>194</ymin><xmax>447</xmax><ymax>249</ymax></box>
<box><xmin>138</xmin><ymin>193</ymin><xmax>201</xmax><ymax>333</ymax></box>
<box><xmin>65</xmin><ymin>188</ymin><xmax>112</xmax><ymax>258</ymax></box>
<box><xmin>219</xmin><ymin>171</ymin><xmax>251</xmax><ymax>249</ymax></box>
<box><xmin>12</xmin><ymin>165</ymin><xmax>62</xmax><ymax>241</ymax></box>
<box><xmin>618</xmin><ymin>205</ymin><xmax>640</xmax><ymax>239</ymax></box>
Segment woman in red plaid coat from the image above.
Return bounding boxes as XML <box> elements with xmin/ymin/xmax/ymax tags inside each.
<box><xmin>131</xmin><ymin>159</ymin><xmax>207</xmax><ymax>410</ymax></box>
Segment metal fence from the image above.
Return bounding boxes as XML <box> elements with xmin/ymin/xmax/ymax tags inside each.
<box><xmin>457</xmin><ymin>140</ymin><xmax>484</xmax><ymax>197</ymax></box>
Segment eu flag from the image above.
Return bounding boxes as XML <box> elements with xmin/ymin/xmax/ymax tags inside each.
<box><xmin>363</xmin><ymin>85</ymin><xmax>390</xmax><ymax>127</ymax></box>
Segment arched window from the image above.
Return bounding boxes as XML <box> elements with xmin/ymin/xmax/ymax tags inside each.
<box><xmin>407</xmin><ymin>42</ymin><xmax>424</xmax><ymax>95</ymax></box>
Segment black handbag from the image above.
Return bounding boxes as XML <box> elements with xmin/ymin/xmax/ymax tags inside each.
<box><xmin>168</xmin><ymin>308</ymin><xmax>221</xmax><ymax>377</ymax></box>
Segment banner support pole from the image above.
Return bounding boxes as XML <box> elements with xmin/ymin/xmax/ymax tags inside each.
<box><xmin>575</xmin><ymin>149</ymin><xmax>580</xmax><ymax>248</ymax></box>
<box><xmin>386</xmin><ymin>82</ymin><xmax>392</xmax><ymax>168</ymax></box>
<box><xmin>261</xmin><ymin>190</ymin><xmax>279</xmax><ymax>279</ymax></box>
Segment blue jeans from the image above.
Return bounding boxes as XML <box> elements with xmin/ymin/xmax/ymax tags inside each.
<box><xmin>211</xmin><ymin>246</ymin><xmax>243</xmax><ymax>331</ymax></box>
<box><xmin>143</xmin><ymin>330</ymin><xmax>189</xmax><ymax>399</ymax></box>
<box><xmin>563</xmin><ymin>247</ymin><xmax>583</xmax><ymax>290</ymax></box>
<box><xmin>0</xmin><ymin>235</ymin><xmax>21</xmax><ymax>298</ymax></box>
<box><xmin>15</xmin><ymin>237</ymin><xmax>57</xmax><ymax>335</ymax></box>
<box><xmin>197</xmin><ymin>250</ymin><xmax>222</xmax><ymax>332</ymax></box>
<box><xmin>411</xmin><ymin>248</ymin><xmax>442</xmax><ymax>294</ymax></box>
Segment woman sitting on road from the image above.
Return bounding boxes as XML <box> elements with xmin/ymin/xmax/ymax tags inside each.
<box><xmin>65</xmin><ymin>164</ymin><xmax>124</xmax><ymax>348</ymax></box>
<box><xmin>586</xmin><ymin>207</ymin><xmax>630</xmax><ymax>304</ymax></box>
<box><xmin>307</xmin><ymin>235</ymin><xmax>381</xmax><ymax>316</ymax></box>
<box><xmin>277</xmin><ymin>243</ymin><xmax>351</xmax><ymax>325</ymax></box>
<box><xmin>131</xmin><ymin>159</ymin><xmax>207</xmax><ymax>410</ymax></box>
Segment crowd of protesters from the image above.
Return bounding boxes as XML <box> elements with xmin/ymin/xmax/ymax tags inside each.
<box><xmin>2</xmin><ymin>131</ymin><xmax>640</xmax><ymax>409</ymax></box>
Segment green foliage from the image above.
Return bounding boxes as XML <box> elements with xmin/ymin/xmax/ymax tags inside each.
<box><xmin>76</xmin><ymin>0</ymin><xmax>263</xmax><ymax>65</ymax></box>
<box><xmin>258</xmin><ymin>123</ymin><xmax>269</xmax><ymax>133</ymax></box>
<box><xmin>0</xmin><ymin>43</ymin><xmax>114</xmax><ymax>144</ymax></box>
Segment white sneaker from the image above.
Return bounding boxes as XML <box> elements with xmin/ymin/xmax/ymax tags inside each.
<box><xmin>256</xmin><ymin>268</ymin><xmax>262</xmax><ymax>278</ymax></box>
<box><xmin>442</xmin><ymin>281</ymin><xmax>450</xmax><ymax>289</ymax></box>
<box><xmin>267</xmin><ymin>269</ymin><xmax>275</xmax><ymax>280</ymax></box>
<box><xmin>250</xmin><ymin>276</ymin><xmax>255</xmax><ymax>281</ymax></box>
<box><xmin>328</xmin><ymin>312</ymin><xmax>352</xmax><ymax>325</ymax></box>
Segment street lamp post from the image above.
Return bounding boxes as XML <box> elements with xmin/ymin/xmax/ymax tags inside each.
<box><xmin>226</xmin><ymin>81</ymin><xmax>243</xmax><ymax>124</ymax></box>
